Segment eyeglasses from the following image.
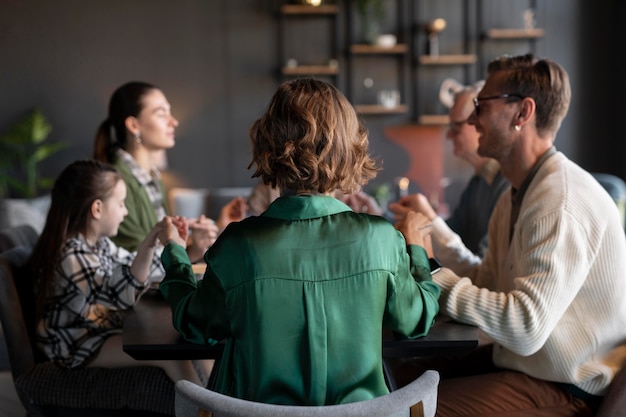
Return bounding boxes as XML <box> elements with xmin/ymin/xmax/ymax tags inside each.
<box><xmin>448</xmin><ymin>119</ymin><xmax>469</xmax><ymax>133</ymax></box>
<box><xmin>472</xmin><ymin>93</ymin><xmax>524</xmax><ymax>116</ymax></box>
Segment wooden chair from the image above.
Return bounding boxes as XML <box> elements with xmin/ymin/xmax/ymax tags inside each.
<box><xmin>174</xmin><ymin>369</ymin><xmax>439</xmax><ymax>417</ymax></box>
<box><xmin>0</xmin><ymin>246</ymin><xmax>175</xmax><ymax>416</ymax></box>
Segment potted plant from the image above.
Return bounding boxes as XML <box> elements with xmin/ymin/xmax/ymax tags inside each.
<box><xmin>356</xmin><ymin>0</ymin><xmax>386</xmax><ymax>44</ymax></box>
<box><xmin>0</xmin><ymin>108</ymin><xmax>66</xmax><ymax>231</ymax></box>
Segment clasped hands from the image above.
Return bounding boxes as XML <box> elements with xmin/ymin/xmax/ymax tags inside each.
<box><xmin>157</xmin><ymin>196</ymin><xmax>248</xmax><ymax>262</ymax></box>
<box><xmin>389</xmin><ymin>193</ymin><xmax>436</xmax><ymax>257</ymax></box>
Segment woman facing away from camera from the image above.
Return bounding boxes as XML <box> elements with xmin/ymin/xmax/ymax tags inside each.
<box><xmin>93</xmin><ymin>81</ymin><xmax>246</xmax><ymax>262</ymax></box>
<box><xmin>156</xmin><ymin>78</ymin><xmax>441</xmax><ymax>405</ymax></box>
<box><xmin>29</xmin><ymin>159</ymin><xmax>210</xmax><ymax>385</ymax></box>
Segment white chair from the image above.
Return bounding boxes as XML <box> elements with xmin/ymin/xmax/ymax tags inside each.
<box><xmin>169</xmin><ymin>187</ymin><xmax>211</xmax><ymax>219</ymax></box>
<box><xmin>175</xmin><ymin>369</ymin><xmax>439</xmax><ymax>417</ymax></box>
<box><xmin>205</xmin><ymin>187</ymin><xmax>251</xmax><ymax>219</ymax></box>
<box><xmin>168</xmin><ymin>187</ymin><xmax>252</xmax><ymax>220</ymax></box>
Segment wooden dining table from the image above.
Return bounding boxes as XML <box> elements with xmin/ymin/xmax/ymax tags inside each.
<box><xmin>123</xmin><ymin>290</ymin><xmax>479</xmax><ymax>390</ymax></box>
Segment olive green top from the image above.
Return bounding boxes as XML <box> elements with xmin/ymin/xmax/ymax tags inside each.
<box><xmin>112</xmin><ymin>155</ymin><xmax>167</xmax><ymax>252</ymax></box>
<box><xmin>160</xmin><ymin>195</ymin><xmax>440</xmax><ymax>405</ymax></box>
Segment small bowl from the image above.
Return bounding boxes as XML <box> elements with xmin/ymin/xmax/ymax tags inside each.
<box><xmin>376</xmin><ymin>34</ymin><xmax>397</xmax><ymax>48</ymax></box>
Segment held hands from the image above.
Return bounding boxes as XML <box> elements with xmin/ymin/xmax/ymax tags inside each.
<box><xmin>143</xmin><ymin>222</ymin><xmax>164</xmax><ymax>249</ymax></box>
<box><xmin>188</xmin><ymin>214</ymin><xmax>219</xmax><ymax>250</ymax></box>
<box><xmin>388</xmin><ymin>193</ymin><xmax>437</xmax><ymax>222</ymax></box>
<box><xmin>216</xmin><ymin>197</ymin><xmax>248</xmax><ymax>230</ymax></box>
<box><xmin>394</xmin><ymin>211</ymin><xmax>434</xmax><ymax>257</ymax></box>
<box><xmin>157</xmin><ymin>216</ymin><xmax>188</xmax><ymax>248</ymax></box>
<box><xmin>185</xmin><ymin>215</ymin><xmax>218</xmax><ymax>262</ymax></box>
<box><xmin>340</xmin><ymin>191</ymin><xmax>384</xmax><ymax>215</ymax></box>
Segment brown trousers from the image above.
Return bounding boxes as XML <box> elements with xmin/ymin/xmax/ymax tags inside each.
<box><xmin>391</xmin><ymin>345</ymin><xmax>594</xmax><ymax>417</ymax></box>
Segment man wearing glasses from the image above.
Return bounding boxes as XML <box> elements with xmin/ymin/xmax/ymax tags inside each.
<box><xmin>390</xmin><ymin>79</ymin><xmax>509</xmax><ymax>270</ymax></box>
<box><xmin>392</xmin><ymin>54</ymin><xmax>626</xmax><ymax>416</ymax></box>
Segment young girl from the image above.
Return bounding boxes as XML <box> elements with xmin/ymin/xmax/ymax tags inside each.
<box><xmin>29</xmin><ymin>159</ymin><xmax>210</xmax><ymax>384</ymax></box>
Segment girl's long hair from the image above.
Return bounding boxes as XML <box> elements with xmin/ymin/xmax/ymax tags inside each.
<box><xmin>29</xmin><ymin>160</ymin><xmax>121</xmax><ymax>321</ymax></box>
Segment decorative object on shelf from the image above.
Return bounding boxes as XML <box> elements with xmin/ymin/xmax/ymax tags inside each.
<box><xmin>295</xmin><ymin>0</ymin><xmax>323</xmax><ymax>6</ymax></box>
<box><xmin>378</xmin><ymin>89</ymin><xmax>400</xmax><ymax>108</ymax></box>
<box><xmin>376</xmin><ymin>33</ymin><xmax>397</xmax><ymax>48</ymax></box>
<box><xmin>356</xmin><ymin>0</ymin><xmax>385</xmax><ymax>44</ymax></box>
<box><xmin>523</xmin><ymin>8</ymin><xmax>536</xmax><ymax>30</ymax></box>
<box><xmin>425</xmin><ymin>18</ymin><xmax>446</xmax><ymax>56</ymax></box>
<box><xmin>438</xmin><ymin>78</ymin><xmax>465</xmax><ymax>109</ymax></box>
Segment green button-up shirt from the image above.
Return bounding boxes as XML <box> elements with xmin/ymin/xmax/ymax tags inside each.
<box><xmin>160</xmin><ymin>195</ymin><xmax>440</xmax><ymax>405</ymax></box>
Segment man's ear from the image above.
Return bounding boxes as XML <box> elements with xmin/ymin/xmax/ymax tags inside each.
<box><xmin>91</xmin><ymin>199</ymin><xmax>103</xmax><ymax>220</ymax></box>
<box><xmin>518</xmin><ymin>97</ymin><xmax>536</xmax><ymax>124</ymax></box>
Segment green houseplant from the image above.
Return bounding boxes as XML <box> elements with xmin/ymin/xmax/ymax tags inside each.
<box><xmin>356</xmin><ymin>0</ymin><xmax>386</xmax><ymax>44</ymax></box>
<box><xmin>0</xmin><ymin>108</ymin><xmax>66</xmax><ymax>199</ymax></box>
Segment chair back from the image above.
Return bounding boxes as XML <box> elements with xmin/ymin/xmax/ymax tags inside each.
<box><xmin>0</xmin><ymin>224</ymin><xmax>39</xmax><ymax>254</ymax></box>
<box><xmin>168</xmin><ymin>187</ymin><xmax>252</xmax><ymax>221</ymax></box>
<box><xmin>0</xmin><ymin>246</ymin><xmax>37</xmax><ymax>382</ymax></box>
<box><xmin>591</xmin><ymin>173</ymin><xmax>626</xmax><ymax>229</ymax></box>
<box><xmin>175</xmin><ymin>369</ymin><xmax>439</xmax><ymax>417</ymax></box>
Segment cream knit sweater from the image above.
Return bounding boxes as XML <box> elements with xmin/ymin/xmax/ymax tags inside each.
<box><xmin>434</xmin><ymin>151</ymin><xmax>626</xmax><ymax>395</ymax></box>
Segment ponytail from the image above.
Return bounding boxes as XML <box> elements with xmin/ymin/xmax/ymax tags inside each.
<box><xmin>93</xmin><ymin>118</ymin><xmax>118</xmax><ymax>163</ymax></box>
<box><xmin>93</xmin><ymin>81</ymin><xmax>159</xmax><ymax>164</ymax></box>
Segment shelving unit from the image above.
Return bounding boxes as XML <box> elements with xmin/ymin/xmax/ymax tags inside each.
<box><xmin>275</xmin><ymin>1</ymin><xmax>546</xmax><ymax>123</ymax></box>
<box><xmin>485</xmin><ymin>28</ymin><xmax>545</xmax><ymax>39</ymax></box>
<box><xmin>354</xmin><ymin>104</ymin><xmax>410</xmax><ymax>114</ymax></box>
<box><xmin>477</xmin><ymin>0</ymin><xmax>545</xmax><ymax>76</ymax></box>
<box><xmin>415</xmin><ymin>53</ymin><xmax>476</xmax><ymax>125</ymax></box>
<box><xmin>418</xmin><ymin>54</ymin><xmax>476</xmax><ymax>65</ymax></box>
<box><xmin>277</xmin><ymin>3</ymin><xmax>340</xmax><ymax>82</ymax></box>
<box><xmin>412</xmin><ymin>0</ymin><xmax>476</xmax><ymax>125</ymax></box>
<box><xmin>344</xmin><ymin>0</ymin><xmax>410</xmax><ymax>115</ymax></box>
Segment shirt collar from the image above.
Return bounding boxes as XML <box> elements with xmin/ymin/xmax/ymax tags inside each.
<box><xmin>116</xmin><ymin>148</ymin><xmax>161</xmax><ymax>186</ymax></box>
<box><xmin>262</xmin><ymin>195</ymin><xmax>352</xmax><ymax>220</ymax></box>
<box><xmin>511</xmin><ymin>146</ymin><xmax>557</xmax><ymax>206</ymax></box>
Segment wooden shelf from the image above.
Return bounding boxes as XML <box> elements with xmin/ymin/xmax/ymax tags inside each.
<box><xmin>350</xmin><ymin>44</ymin><xmax>409</xmax><ymax>54</ymax></box>
<box><xmin>418</xmin><ymin>114</ymin><xmax>449</xmax><ymax>126</ymax></box>
<box><xmin>280</xmin><ymin>4</ymin><xmax>339</xmax><ymax>15</ymax></box>
<box><xmin>355</xmin><ymin>104</ymin><xmax>409</xmax><ymax>114</ymax></box>
<box><xmin>281</xmin><ymin>65</ymin><xmax>339</xmax><ymax>75</ymax></box>
<box><xmin>419</xmin><ymin>54</ymin><xmax>477</xmax><ymax>65</ymax></box>
<box><xmin>486</xmin><ymin>28</ymin><xmax>545</xmax><ymax>39</ymax></box>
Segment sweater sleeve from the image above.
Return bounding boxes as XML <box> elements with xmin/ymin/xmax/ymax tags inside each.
<box><xmin>436</xmin><ymin>208</ymin><xmax>594</xmax><ymax>356</ymax></box>
<box><xmin>431</xmin><ymin>216</ymin><xmax>482</xmax><ymax>278</ymax></box>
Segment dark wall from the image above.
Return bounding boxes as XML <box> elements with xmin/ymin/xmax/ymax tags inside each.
<box><xmin>1</xmin><ymin>0</ymin><xmax>278</xmax><ymax>190</ymax></box>
<box><xmin>1</xmin><ymin>0</ymin><xmax>618</xmax><ymax>197</ymax></box>
<box><xmin>577</xmin><ymin>0</ymin><xmax>625</xmax><ymax>180</ymax></box>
